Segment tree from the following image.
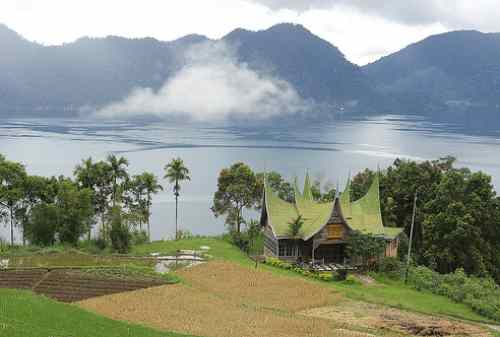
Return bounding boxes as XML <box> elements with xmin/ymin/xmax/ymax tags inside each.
<box><xmin>16</xmin><ymin>175</ymin><xmax>54</xmax><ymax>245</ymax></box>
<box><xmin>256</xmin><ymin>171</ymin><xmax>294</xmax><ymax>203</ymax></box>
<box><xmin>127</xmin><ymin>172</ymin><xmax>162</xmax><ymax>241</ymax></box>
<box><xmin>288</xmin><ymin>215</ymin><xmax>304</xmax><ymax>258</ymax></box>
<box><xmin>108</xmin><ymin>206</ymin><xmax>132</xmax><ymax>253</ymax></box>
<box><xmin>346</xmin><ymin>231</ymin><xmax>386</xmax><ymax>270</ymax></box>
<box><xmin>55</xmin><ymin>179</ymin><xmax>94</xmax><ymax>246</ymax></box>
<box><xmin>75</xmin><ymin>158</ymin><xmax>113</xmax><ymax>239</ymax></box>
<box><xmin>212</xmin><ymin>162</ymin><xmax>260</xmax><ymax>234</ymax></box>
<box><xmin>288</xmin><ymin>215</ymin><xmax>304</xmax><ymax>238</ymax></box>
<box><xmin>164</xmin><ymin>158</ymin><xmax>190</xmax><ymax>240</ymax></box>
<box><xmin>0</xmin><ymin>157</ymin><xmax>27</xmax><ymax>246</ymax></box>
<box><xmin>25</xmin><ymin>203</ymin><xmax>58</xmax><ymax>246</ymax></box>
<box><xmin>106</xmin><ymin>155</ymin><xmax>129</xmax><ymax>207</ymax></box>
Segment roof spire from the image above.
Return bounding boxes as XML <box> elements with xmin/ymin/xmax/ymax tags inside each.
<box><xmin>303</xmin><ymin>171</ymin><xmax>312</xmax><ymax>201</ymax></box>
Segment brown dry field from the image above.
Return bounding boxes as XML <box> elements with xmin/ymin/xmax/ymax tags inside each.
<box><xmin>78</xmin><ymin>261</ymin><xmax>492</xmax><ymax>337</ymax></box>
<box><xmin>301</xmin><ymin>301</ymin><xmax>492</xmax><ymax>337</ymax></box>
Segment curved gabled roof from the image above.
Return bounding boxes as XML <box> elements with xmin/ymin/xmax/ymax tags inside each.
<box><xmin>264</xmin><ymin>173</ymin><xmax>402</xmax><ymax>240</ymax></box>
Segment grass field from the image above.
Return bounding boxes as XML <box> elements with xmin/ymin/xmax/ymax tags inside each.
<box><xmin>0</xmin><ymin>288</ymin><xmax>197</xmax><ymax>337</ymax></box>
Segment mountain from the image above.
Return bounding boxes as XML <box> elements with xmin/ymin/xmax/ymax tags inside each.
<box><xmin>0</xmin><ymin>23</ymin><xmax>383</xmax><ymax>118</ymax></box>
<box><xmin>2</xmin><ymin>24</ymin><xmax>500</xmax><ymax>120</ymax></box>
<box><xmin>222</xmin><ymin>23</ymin><xmax>384</xmax><ymax>113</ymax></box>
<box><xmin>363</xmin><ymin>30</ymin><xmax>500</xmax><ymax>117</ymax></box>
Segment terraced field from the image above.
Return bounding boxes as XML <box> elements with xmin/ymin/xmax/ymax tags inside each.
<box><xmin>0</xmin><ymin>268</ymin><xmax>170</xmax><ymax>302</ymax></box>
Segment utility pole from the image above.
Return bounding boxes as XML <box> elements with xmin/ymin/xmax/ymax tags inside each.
<box><xmin>405</xmin><ymin>191</ymin><xmax>418</xmax><ymax>283</ymax></box>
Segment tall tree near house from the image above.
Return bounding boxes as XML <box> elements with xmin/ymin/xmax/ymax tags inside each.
<box><xmin>212</xmin><ymin>162</ymin><xmax>260</xmax><ymax>234</ymax></box>
<box><xmin>0</xmin><ymin>156</ymin><xmax>27</xmax><ymax>246</ymax></box>
<box><xmin>164</xmin><ymin>158</ymin><xmax>190</xmax><ymax>240</ymax></box>
<box><xmin>106</xmin><ymin>154</ymin><xmax>129</xmax><ymax>207</ymax></box>
<box><xmin>288</xmin><ymin>215</ymin><xmax>304</xmax><ymax>257</ymax></box>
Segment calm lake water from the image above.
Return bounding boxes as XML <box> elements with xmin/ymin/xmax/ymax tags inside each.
<box><xmin>2</xmin><ymin>115</ymin><xmax>500</xmax><ymax>242</ymax></box>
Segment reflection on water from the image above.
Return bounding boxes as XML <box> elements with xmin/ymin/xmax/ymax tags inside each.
<box><xmin>1</xmin><ymin>115</ymin><xmax>500</xmax><ymax>242</ymax></box>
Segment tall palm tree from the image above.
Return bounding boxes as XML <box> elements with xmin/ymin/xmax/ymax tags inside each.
<box><xmin>106</xmin><ymin>154</ymin><xmax>129</xmax><ymax>207</ymax></box>
<box><xmin>164</xmin><ymin>158</ymin><xmax>190</xmax><ymax>240</ymax></box>
<box><xmin>137</xmin><ymin>172</ymin><xmax>163</xmax><ymax>241</ymax></box>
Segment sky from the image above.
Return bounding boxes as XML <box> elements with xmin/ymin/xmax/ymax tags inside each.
<box><xmin>1</xmin><ymin>0</ymin><xmax>499</xmax><ymax>65</ymax></box>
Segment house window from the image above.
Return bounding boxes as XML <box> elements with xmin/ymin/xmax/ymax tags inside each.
<box><xmin>279</xmin><ymin>243</ymin><xmax>286</xmax><ymax>256</ymax></box>
<box><xmin>327</xmin><ymin>224</ymin><xmax>344</xmax><ymax>240</ymax></box>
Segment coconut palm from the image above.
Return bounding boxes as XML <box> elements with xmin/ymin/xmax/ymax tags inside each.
<box><xmin>106</xmin><ymin>154</ymin><xmax>129</xmax><ymax>207</ymax></box>
<box><xmin>136</xmin><ymin>172</ymin><xmax>163</xmax><ymax>241</ymax></box>
<box><xmin>164</xmin><ymin>158</ymin><xmax>190</xmax><ymax>240</ymax></box>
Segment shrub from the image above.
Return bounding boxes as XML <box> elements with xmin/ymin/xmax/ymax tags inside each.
<box><xmin>342</xmin><ymin>274</ymin><xmax>362</xmax><ymax>285</ymax></box>
<box><xmin>407</xmin><ymin>265</ymin><xmax>500</xmax><ymax>322</ymax></box>
<box><xmin>25</xmin><ymin>204</ymin><xmax>58</xmax><ymax>246</ymax></box>
<box><xmin>108</xmin><ymin>207</ymin><xmax>131</xmax><ymax>254</ymax></box>
<box><xmin>332</xmin><ymin>269</ymin><xmax>349</xmax><ymax>281</ymax></box>
<box><xmin>377</xmin><ymin>256</ymin><xmax>404</xmax><ymax>279</ymax></box>
<box><xmin>131</xmin><ymin>230</ymin><xmax>149</xmax><ymax>245</ymax></box>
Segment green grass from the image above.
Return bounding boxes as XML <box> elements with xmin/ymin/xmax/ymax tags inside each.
<box><xmin>333</xmin><ymin>276</ymin><xmax>493</xmax><ymax>324</ymax></box>
<box><xmin>0</xmin><ymin>288</ymin><xmax>197</xmax><ymax>337</ymax></box>
<box><xmin>133</xmin><ymin>237</ymin><xmax>252</xmax><ymax>265</ymax></box>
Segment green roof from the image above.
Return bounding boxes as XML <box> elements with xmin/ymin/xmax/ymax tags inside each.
<box><xmin>264</xmin><ymin>173</ymin><xmax>403</xmax><ymax>240</ymax></box>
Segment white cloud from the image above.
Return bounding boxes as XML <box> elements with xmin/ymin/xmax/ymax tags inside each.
<box><xmin>96</xmin><ymin>41</ymin><xmax>309</xmax><ymax>121</ymax></box>
<box><xmin>250</xmin><ymin>0</ymin><xmax>500</xmax><ymax>31</ymax></box>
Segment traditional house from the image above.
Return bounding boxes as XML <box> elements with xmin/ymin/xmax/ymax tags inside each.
<box><xmin>260</xmin><ymin>173</ymin><xmax>403</xmax><ymax>264</ymax></box>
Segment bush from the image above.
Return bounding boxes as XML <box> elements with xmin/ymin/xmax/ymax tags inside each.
<box><xmin>108</xmin><ymin>207</ymin><xmax>131</xmax><ymax>254</ymax></box>
<box><xmin>25</xmin><ymin>204</ymin><xmax>58</xmax><ymax>246</ymax></box>
<box><xmin>131</xmin><ymin>230</ymin><xmax>149</xmax><ymax>245</ymax></box>
<box><xmin>407</xmin><ymin>265</ymin><xmax>500</xmax><ymax>322</ymax></box>
<box><xmin>376</xmin><ymin>256</ymin><xmax>404</xmax><ymax>279</ymax></box>
<box><xmin>342</xmin><ymin>274</ymin><xmax>362</xmax><ymax>285</ymax></box>
<box><xmin>333</xmin><ymin>269</ymin><xmax>349</xmax><ymax>281</ymax></box>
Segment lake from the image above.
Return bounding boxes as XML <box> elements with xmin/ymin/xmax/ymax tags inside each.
<box><xmin>2</xmin><ymin>115</ymin><xmax>500</xmax><ymax>242</ymax></box>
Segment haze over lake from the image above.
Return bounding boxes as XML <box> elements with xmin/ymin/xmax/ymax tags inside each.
<box><xmin>2</xmin><ymin>115</ymin><xmax>500</xmax><ymax>242</ymax></box>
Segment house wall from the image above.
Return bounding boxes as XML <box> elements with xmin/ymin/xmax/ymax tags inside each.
<box><xmin>263</xmin><ymin>224</ymin><xmax>278</xmax><ymax>257</ymax></box>
<box><xmin>385</xmin><ymin>237</ymin><xmax>399</xmax><ymax>257</ymax></box>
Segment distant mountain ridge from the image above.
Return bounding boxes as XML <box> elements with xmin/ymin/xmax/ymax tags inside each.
<box><xmin>363</xmin><ymin>30</ymin><xmax>500</xmax><ymax>117</ymax></box>
<box><xmin>1</xmin><ymin>23</ymin><xmax>500</xmax><ymax>120</ymax></box>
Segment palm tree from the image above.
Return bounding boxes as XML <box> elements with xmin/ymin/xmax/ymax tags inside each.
<box><xmin>164</xmin><ymin>158</ymin><xmax>190</xmax><ymax>240</ymax></box>
<box><xmin>106</xmin><ymin>154</ymin><xmax>129</xmax><ymax>207</ymax></box>
<box><xmin>288</xmin><ymin>215</ymin><xmax>304</xmax><ymax>259</ymax></box>
<box><xmin>138</xmin><ymin>172</ymin><xmax>163</xmax><ymax>241</ymax></box>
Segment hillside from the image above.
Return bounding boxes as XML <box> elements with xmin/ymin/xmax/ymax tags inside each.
<box><xmin>363</xmin><ymin>30</ymin><xmax>500</xmax><ymax>117</ymax></box>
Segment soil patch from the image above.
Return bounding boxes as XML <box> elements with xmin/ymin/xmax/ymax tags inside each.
<box><xmin>0</xmin><ymin>268</ymin><xmax>169</xmax><ymax>302</ymax></box>
<box><xmin>301</xmin><ymin>301</ymin><xmax>492</xmax><ymax>337</ymax></box>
